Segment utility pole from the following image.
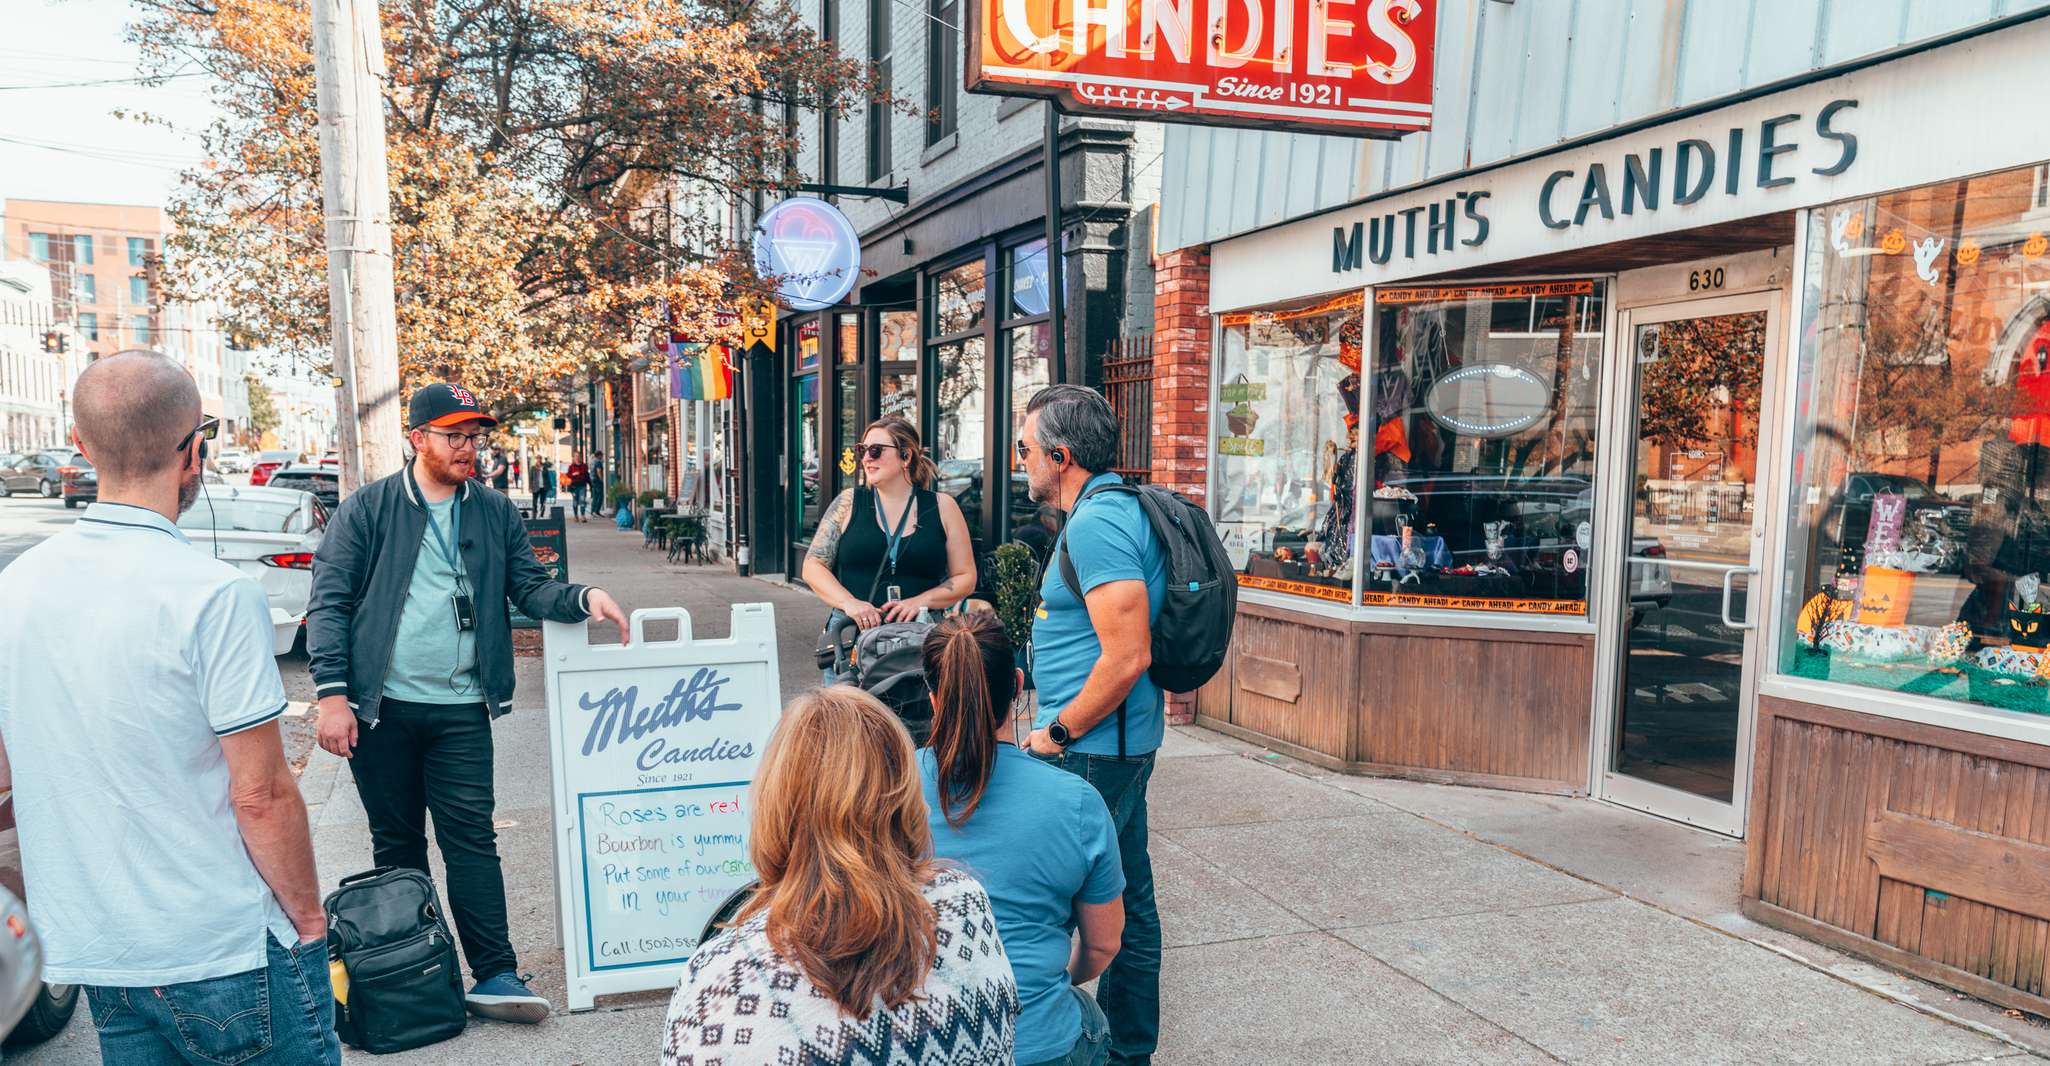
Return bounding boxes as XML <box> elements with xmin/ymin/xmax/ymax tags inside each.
<box><xmin>310</xmin><ymin>0</ymin><xmax>404</xmax><ymax>494</ymax></box>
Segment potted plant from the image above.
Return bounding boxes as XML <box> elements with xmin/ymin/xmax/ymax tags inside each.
<box><xmin>992</xmin><ymin>542</ymin><xmax>1040</xmax><ymax>688</ymax></box>
<box><xmin>608</xmin><ymin>483</ymin><xmax>637</xmax><ymax>513</ymax></box>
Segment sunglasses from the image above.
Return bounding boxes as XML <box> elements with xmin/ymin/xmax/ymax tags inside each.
<box><xmin>856</xmin><ymin>443</ymin><xmax>905</xmax><ymax>461</ymax></box>
<box><xmin>174</xmin><ymin>415</ymin><xmax>220</xmax><ymax>455</ymax></box>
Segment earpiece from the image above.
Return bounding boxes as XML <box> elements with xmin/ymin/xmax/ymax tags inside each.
<box><xmin>1052</xmin><ymin>447</ymin><xmax>1068</xmax><ymax>466</ymax></box>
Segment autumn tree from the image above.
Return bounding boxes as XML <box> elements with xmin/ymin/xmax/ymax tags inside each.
<box><xmin>1636</xmin><ymin>312</ymin><xmax>1767</xmax><ymax>466</ymax></box>
<box><xmin>244</xmin><ymin>371</ymin><xmax>281</xmax><ymax>445</ymax></box>
<box><xmin>132</xmin><ymin>0</ymin><xmax>883</xmax><ymax>418</ymax></box>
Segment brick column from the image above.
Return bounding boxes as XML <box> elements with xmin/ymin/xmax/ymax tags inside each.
<box><xmin>1151</xmin><ymin>245</ymin><xmax>1211</xmax><ymax>724</ymax></box>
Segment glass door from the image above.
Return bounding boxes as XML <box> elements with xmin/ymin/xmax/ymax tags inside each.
<box><xmin>1598</xmin><ymin>292</ymin><xmax>1780</xmax><ymax>835</ymax></box>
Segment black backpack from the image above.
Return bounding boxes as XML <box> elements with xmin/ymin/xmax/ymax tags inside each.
<box><xmin>324</xmin><ymin>867</ymin><xmax>467</xmax><ymax>1053</ymax></box>
<box><xmin>818</xmin><ymin>615</ymin><xmax>936</xmax><ymax>745</ymax></box>
<box><xmin>1057</xmin><ymin>480</ymin><xmax>1237</xmax><ymax>709</ymax></box>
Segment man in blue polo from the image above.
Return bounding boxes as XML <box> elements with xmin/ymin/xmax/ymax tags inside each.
<box><xmin>1020</xmin><ymin>384</ymin><xmax>1168</xmax><ymax>1066</ymax></box>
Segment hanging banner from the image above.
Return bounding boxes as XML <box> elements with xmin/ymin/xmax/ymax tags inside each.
<box><xmin>546</xmin><ymin>604</ymin><xmax>784</xmax><ymax>1011</ymax></box>
<box><xmin>966</xmin><ymin>0</ymin><xmax>1436</xmax><ymax>136</ymax></box>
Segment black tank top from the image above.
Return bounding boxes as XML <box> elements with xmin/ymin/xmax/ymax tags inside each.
<box><xmin>834</xmin><ymin>487</ymin><xmax>949</xmax><ymax>604</ymax></box>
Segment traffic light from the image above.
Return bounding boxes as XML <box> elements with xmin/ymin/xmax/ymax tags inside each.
<box><xmin>40</xmin><ymin>331</ymin><xmax>67</xmax><ymax>354</ymax></box>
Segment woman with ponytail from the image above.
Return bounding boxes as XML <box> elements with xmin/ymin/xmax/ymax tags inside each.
<box><xmin>802</xmin><ymin>417</ymin><xmax>977</xmax><ymax>644</ymax></box>
<box><xmin>919</xmin><ymin>615</ymin><xmax>1125</xmax><ymax>1066</ymax></box>
<box><xmin>664</xmin><ymin>686</ymin><xmax>1018</xmax><ymax>1064</ymax></box>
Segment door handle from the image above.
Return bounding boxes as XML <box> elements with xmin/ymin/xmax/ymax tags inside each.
<box><xmin>1721</xmin><ymin>566</ymin><xmax>1760</xmax><ymax>630</ymax></box>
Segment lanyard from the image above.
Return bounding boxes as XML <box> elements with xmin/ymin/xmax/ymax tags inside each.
<box><xmin>875</xmin><ymin>490</ymin><xmax>914</xmax><ymax>575</ymax></box>
<box><xmin>424</xmin><ymin>493</ymin><xmax>465</xmax><ymax>582</ymax></box>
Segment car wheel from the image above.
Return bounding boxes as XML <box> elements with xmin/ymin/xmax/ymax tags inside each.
<box><xmin>0</xmin><ymin>481</ymin><xmax>10</xmax><ymax>498</ymax></box>
<box><xmin>4</xmin><ymin>983</ymin><xmax>78</xmax><ymax>1048</ymax></box>
<box><xmin>38</xmin><ymin>479</ymin><xmax>56</xmax><ymax>499</ymax></box>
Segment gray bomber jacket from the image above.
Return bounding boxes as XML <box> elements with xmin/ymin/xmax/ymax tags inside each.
<box><xmin>307</xmin><ymin>462</ymin><xmax>592</xmax><ymax>726</ymax></box>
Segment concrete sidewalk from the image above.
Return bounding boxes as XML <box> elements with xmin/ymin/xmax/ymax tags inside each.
<box><xmin>35</xmin><ymin>515</ymin><xmax>2050</xmax><ymax>1063</ymax></box>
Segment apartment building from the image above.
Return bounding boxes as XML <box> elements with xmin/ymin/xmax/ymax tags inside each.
<box><xmin>0</xmin><ymin>259</ymin><xmax>71</xmax><ymax>452</ymax></box>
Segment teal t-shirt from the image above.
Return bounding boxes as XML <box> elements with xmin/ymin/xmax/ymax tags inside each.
<box><xmin>1031</xmin><ymin>472</ymin><xmax>1168</xmax><ymax>756</ymax></box>
<box><xmin>382</xmin><ymin>493</ymin><xmax>482</xmax><ymax>703</ymax></box>
<box><xmin>918</xmin><ymin>745</ymin><xmax>1123</xmax><ymax>1063</ymax></box>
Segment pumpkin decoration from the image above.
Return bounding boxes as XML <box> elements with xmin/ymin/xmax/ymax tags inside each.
<box><xmin>1956</xmin><ymin>239</ymin><xmax>1982</xmax><ymax>267</ymax></box>
<box><xmin>1880</xmin><ymin>227</ymin><xmax>1908</xmax><ymax>255</ymax></box>
<box><xmin>2025</xmin><ymin>232</ymin><xmax>2048</xmax><ymax>260</ymax></box>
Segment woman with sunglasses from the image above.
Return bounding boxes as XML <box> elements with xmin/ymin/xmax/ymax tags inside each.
<box><xmin>802</xmin><ymin>417</ymin><xmax>977</xmax><ymax>640</ymax></box>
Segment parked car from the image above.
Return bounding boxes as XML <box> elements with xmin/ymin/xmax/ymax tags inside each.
<box><xmin>0</xmin><ymin>452</ymin><xmax>67</xmax><ymax>499</ymax></box>
<box><xmin>176</xmin><ymin>485</ymin><xmax>328</xmax><ymax>655</ymax></box>
<box><xmin>266</xmin><ymin>464</ymin><xmax>340</xmax><ymax>508</ymax></box>
<box><xmin>248</xmin><ymin>449</ymin><xmax>302</xmax><ymax>487</ymax></box>
<box><xmin>58</xmin><ymin>458</ymin><xmax>95</xmax><ymax>509</ymax></box>
<box><xmin>216</xmin><ymin>448</ymin><xmax>253</xmax><ymax>474</ymax></box>
<box><xmin>0</xmin><ymin>791</ymin><xmax>76</xmax><ymax>1049</ymax></box>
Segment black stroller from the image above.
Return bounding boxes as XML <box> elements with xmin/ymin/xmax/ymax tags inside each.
<box><xmin>815</xmin><ymin>615</ymin><xmax>936</xmax><ymax>746</ymax></box>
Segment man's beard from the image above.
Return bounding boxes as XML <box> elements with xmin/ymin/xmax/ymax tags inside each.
<box><xmin>419</xmin><ymin>450</ymin><xmax>471</xmax><ymax>487</ymax></box>
<box><xmin>1027</xmin><ymin>467</ymin><xmax>1056</xmax><ymax>505</ymax></box>
<box><xmin>176</xmin><ymin>468</ymin><xmax>202</xmax><ymax>514</ymax></box>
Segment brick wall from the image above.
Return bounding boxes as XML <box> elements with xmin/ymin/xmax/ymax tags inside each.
<box><xmin>1151</xmin><ymin>244</ymin><xmax>1211</xmax><ymax>724</ymax></box>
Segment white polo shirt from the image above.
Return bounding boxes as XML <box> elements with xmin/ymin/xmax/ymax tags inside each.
<box><xmin>0</xmin><ymin>502</ymin><xmax>295</xmax><ymax>986</ymax></box>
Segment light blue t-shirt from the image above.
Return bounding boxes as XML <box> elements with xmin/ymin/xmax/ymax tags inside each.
<box><xmin>1032</xmin><ymin>472</ymin><xmax>1168</xmax><ymax>756</ymax></box>
<box><xmin>918</xmin><ymin>745</ymin><xmax>1123</xmax><ymax>1063</ymax></box>
<box><xmin>383</xmin><ymin>493</ymin><xmax>482</xmax><ymax>703</ymax></box>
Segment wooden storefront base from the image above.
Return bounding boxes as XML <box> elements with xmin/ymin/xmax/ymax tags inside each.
<box><xmin>1196</xmin><ymin>601</ymin><xmax>1594</xmax><ymax>795</ymax></box>
<box><xmin>1744</xmin><ymin>693</ymin><xmax>2050</xmax><ymax>1017</ymax></box>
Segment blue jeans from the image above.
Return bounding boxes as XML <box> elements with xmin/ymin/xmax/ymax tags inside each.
<box><xmin>1041</xmin><ymin>749</ymin><xmax>1159</xmax><ymax>1066</ymax></box>
<box><xmin>1019</xmin><ymin>985</ymin><xmax>1111</xmax><ymax>1066</ymax></box>
<box><xmin>83</xmin><ymin>932</ymin><xmax>341</xmax><ymax>1066</ymax></box>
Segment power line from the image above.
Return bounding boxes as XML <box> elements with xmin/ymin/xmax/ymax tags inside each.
<box><xmin>0</xmin><ymin>72</ymin><xmax>208</xmax><ymax>91</ymax></box>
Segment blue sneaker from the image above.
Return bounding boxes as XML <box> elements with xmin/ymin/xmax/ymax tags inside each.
<box><xmin>466</xmin><ymin>972</ymin><xmax>550</xmax><ymax>1024</ymax></box>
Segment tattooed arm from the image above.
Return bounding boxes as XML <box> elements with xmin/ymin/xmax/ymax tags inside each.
<box><xmin>802</xmin><ymin>490</ymin><xmax>880</xmax><ymax>628</ymax></box>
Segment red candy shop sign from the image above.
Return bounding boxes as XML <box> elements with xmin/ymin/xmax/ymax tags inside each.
<box><xmin>967</xmin><ymin>0</ymin><xmax>1436</xmax><ymax>136</ymax></box>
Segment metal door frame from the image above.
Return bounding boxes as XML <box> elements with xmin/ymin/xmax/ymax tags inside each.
<box><xmin>1588</xmin><ymin>288</ymin><xmax>1787</xmax><ymax>836</ymax></box>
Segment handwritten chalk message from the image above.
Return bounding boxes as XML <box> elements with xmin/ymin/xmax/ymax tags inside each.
<box><xmin>579</xmin><ymin>782</ymin><xmax>754</xmax><ymax>970</ymax></box>
<box><xmin>546</xmin><ymin>605</ymin><xmax>782</xmax><ymax>1010</ymax></box>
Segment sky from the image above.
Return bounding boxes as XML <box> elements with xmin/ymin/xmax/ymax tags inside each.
<box><xmin>0</xmin><ymin>0</ymin><xmax>221</xmax><ymax>215</ymax></box>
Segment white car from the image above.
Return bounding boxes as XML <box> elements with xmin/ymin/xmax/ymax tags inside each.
<box><xmin>216</xmin><ymin>448</ymin><xmax>253</xmax><ymax>474</ymax></box>
<box><xmin>177</xmin><ymin>485</ymin><xmax>328</xmax><ymax>655</ymax></box>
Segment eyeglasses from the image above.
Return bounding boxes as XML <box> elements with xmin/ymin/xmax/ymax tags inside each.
<box><xmin>423</xmin><ymin>429</ymin><xmax>488</xmax><ymax>450</ymax></box>
<box><xmin>173</xmin><ymin>416</ymin><xmax>219</xmax><ymax>455</ymax></box>
<box><xmin>857</xmin><ymin>443</ymin><xmax>904</xmax><ymax>461</ymax></box>
<box><xmin>1013</xmin><ymin>439</ymin><xmax>1038</xmax><ymax>462</ymax></box>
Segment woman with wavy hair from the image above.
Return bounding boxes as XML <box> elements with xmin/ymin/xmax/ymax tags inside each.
<box><xmin>662</xmin><ymin>686</ymin><xmax>1018</xmax><ymax>1065</ymax></box>
<box><xmin>920</xmin><ymin>614</ymin><xmax>1125</xmax><ymax>1066</ymax></box>
<box><xmin>803</xmin><ymin>416</ymin><xmax>978</xmax><ymax>636</ymax></box>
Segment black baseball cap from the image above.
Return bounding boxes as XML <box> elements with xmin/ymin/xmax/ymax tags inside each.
<box><xmin>408</xmin><ymin>383</ymin><xmax>498</xmax><ymax>430</ymax></box>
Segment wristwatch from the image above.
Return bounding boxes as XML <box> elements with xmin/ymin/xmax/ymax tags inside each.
<box><xmin>1046</xmin><ymin>718</ymin><xmax>1073</xmax><ymax>748</ymax></box>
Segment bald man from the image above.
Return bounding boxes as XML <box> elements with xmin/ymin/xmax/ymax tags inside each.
<box><xmin>0</xmin><ymin>351</ymin><xmax>340</xmax><ymax>1064</ymax></box>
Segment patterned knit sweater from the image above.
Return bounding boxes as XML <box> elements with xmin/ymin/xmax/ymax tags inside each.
<box><xmin>663</xmin><ymin>869</ymin><xmax>1020</xmax><ymax>1065</ymax></box>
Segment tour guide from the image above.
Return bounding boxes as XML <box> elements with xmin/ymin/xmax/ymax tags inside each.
<box><xmin>307</xmin><ymin>383</ymin><xmax>630</xmax><ymax>1023</ymax></box>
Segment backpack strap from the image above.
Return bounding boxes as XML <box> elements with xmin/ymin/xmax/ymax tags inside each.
<box><xmin>1053</xmin><ymin>479</ymin><xmax>1142</xmax><ymax>757</ymax></box>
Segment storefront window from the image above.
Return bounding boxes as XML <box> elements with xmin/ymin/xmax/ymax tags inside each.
<box><xmin>794</xmin><ymin>374</ymin><xmax>822</xmax><ymax>539</ymax></box>
<box><xmin>1779</xmin><ymin>162</ymin><xmax>2050</xmax><ymax>717</ymax></box>
<box><xmin>836</xmin><ymin>315</ymin><xmax>861</xmax><ymax>494</ymax></box>
<box><xmin>881</xmin><ymin>310</ymin><xmax>919</xmax><ymax>360</ymax></box>
<box><xmin>934</xmin><ymin>337</ymin><xmax>986</xmax><ymax>519</ymax></box>
<box><xmin>797</xmin><ymin>320</ymin><xmax>820</xmax><ymax>371</ymax></box>
<box><xmin>1212</xmin><ymin>293</ymin><xmax>1364</xmax><ymax>603</ymax></box>
<box><xmin>1009</xmin><ymin>240</ymin><xmax>1050</xmax><ymax>318</ymax></box>
<box><xmin>881</xmin><ymin>364</ymin><xmax>918</xmax><ymax>423</ymax></box>
<box><xmin>1362</xmin><ymin>280</ymin><xmax>1607</xmax><ymax>615</ymax></box>
<box><xmin>1008</xmin><ymin>321</ymin><xmax>1053</xmax><ymax>542</ymax></box>
<box><xmin>933</xmin><ymin>259</ymin><xmax>986</xmax><ymax>336</ymax></box>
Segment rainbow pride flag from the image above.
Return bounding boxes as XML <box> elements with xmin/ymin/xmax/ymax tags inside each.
<box><xmin>667</xmin><ymin>339</ymin><xmax>734</xmax><ymax>402</ymax></box>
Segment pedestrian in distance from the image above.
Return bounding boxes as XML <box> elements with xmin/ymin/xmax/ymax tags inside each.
<box><xmin>663</xmin><ymin>686</ymin><xmax>1019</xmax><ymax>1064</ymax></box>
<box><xmin>489</xmin><ymin>446</ymin><xmax>511</xmax><ymax>493</ymax></box>
<box><xmin>1018</xmin><ymin>384</ymin><xmax>1169</xmax><ymax>1066</ymax></box>
<box><xmin>531</xmin><ymin>457</ymin><xmax>556</xmax><ymax>515</ymax></box>
<box><xmin>921</xmin><ymin>614</ymin><xmax>1125</xmax><ymax>1066</ymax></box>
<box><xmin>567</xmin><ymin>454</ymin><xmax>591</xmax><ymax>523</ymax></box>
<box><xmin>307</xmin><ymin>382</ymin><xmax>630</xmax><ymax>1024</ymax></box>
<box><xmin>0</xmin><ymin>350</ymin><xmax>339</xmax><ymax>1065</ymax></box>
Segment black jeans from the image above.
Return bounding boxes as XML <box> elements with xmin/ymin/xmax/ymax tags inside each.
<box><xmin>348</xmin><ymin>698</ymin><xmax>514</xmax><ymax>982</ymax></box>
<box><xmin>1043</xmin><ymin>749</ymin><xmax>1159</xmax><ymax>1066</ymax></box>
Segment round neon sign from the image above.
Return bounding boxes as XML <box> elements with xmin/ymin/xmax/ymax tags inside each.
<box><xmin>753</xmin><ymin>197</ymin><xmax>861</xmax><ymax>311</ymax></box>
